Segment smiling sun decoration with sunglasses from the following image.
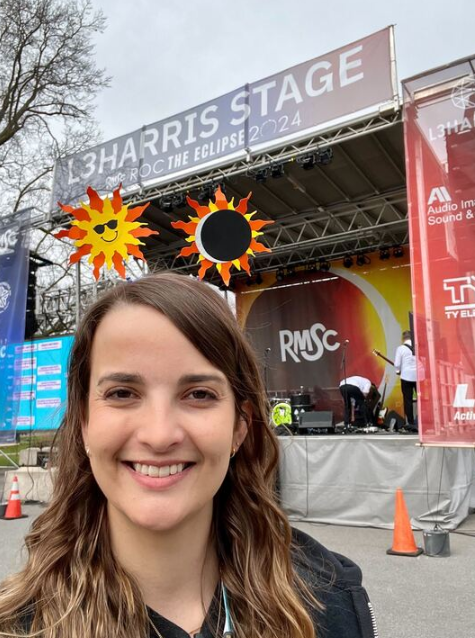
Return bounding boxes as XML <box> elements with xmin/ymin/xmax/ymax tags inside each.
<box><xmin>56</xmin><ymin>185</ymin><xmax>158</xmax><ymax>280</ymax></box>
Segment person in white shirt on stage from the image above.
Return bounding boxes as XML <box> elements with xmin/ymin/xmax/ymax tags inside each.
<box><xmin>394</xmin><ymin>331</ymin><xmax>418</xmax><ymax>432</ymax></box>
<box><xmin>339</xmin><ymin>376</ymin><xmax>372</xmax><ymax>428</ymax></box>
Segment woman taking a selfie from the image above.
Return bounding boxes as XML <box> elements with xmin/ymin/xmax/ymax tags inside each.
<box><xmin>0</xmin><ymin>273</ymin><xmax>377</xmax><ymax>638</ymax></box>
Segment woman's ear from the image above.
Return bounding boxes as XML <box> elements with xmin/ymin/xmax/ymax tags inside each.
<box><xmin>234</xmin><ymin>401</ymin><xmax>252</xmax><ymax>447</ymax></box>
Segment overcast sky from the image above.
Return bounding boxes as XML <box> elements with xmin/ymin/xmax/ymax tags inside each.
<box><xmin>90</xmin><ymin>0</ymin><xmax>474</xmax><ymax>142</ymax></box>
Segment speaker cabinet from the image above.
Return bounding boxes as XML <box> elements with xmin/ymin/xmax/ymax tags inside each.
<box><xmin>299</xmin><ymin>411</ymin><xmax>333</xmax><ymax>432</ymax></box>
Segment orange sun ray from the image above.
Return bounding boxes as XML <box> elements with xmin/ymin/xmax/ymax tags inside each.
<box><xmin>186</xmin><ymin>196</ymin><xmax>212</xmax><ymax>219</ymax></box>
<box><xmin>92</xmin><ymin>253</ymin><xmax>105</xmax><ymax>280</ymax></box>
<box><xmin>112</xmin><ymin>251</ymin><xmax>126</xmax><ymax>278</ymax></box>
<box><xmin>125</xmin><ymin>244</ymin><xmax>145</xmax><ymax>260</ymax></box>
<box><xmin>235</xmin><ymin>193</ymin><xmax>251</xmax><ymax>214</ymax></box>
<box><xmin>129</xmin><ymin>227</ymin><xmax>158</xmax><ymax>238</ymax></box>
<box><xmin>55</xmin><ymin>226</ymin><xmax>87</xmax><ymax>241</ymax></box>
<box><xmin>171</xmin><ymin>220</ymin><xmax>198</xmax><ymax>234</ymax></box>
<box><xmin>218</xmin><ymin>262</ymin><xmax>232</xmax><ymax>286</ymax></box>
<box><xmin>58</xmin><ymin>203</ymin><xmax>91</xmax><ymax>222</ymax></box>
<box><xmin>70</xmin><ymin>244</ymin><xmax>93</xmax><ymax>264</ymax></box>
<box><xmin>179</xmin><ymin>243</ymin><xmax>200</xmax><ymax>257</ymax></box>
<box><xmin>87</xmin><ymin>186</ymin><xmax>104</xmax><ymax>213</ymax></box>
<box><xmin>111</xmin><ymin>185</ymin><xmax>123</xmax><ymax>213</ymax></box>
<box><xmin>239</xmin><ymin>253</ymin><xmax>251</xmax><ymax>274</ymax></box>
<box><xmin>214</xmin><ymin>187</ymin><xmax>230</xmax><ymax>210</ymax></box>
<box><xmin>198</xmin><ymin>259</ymin><xmax>214</xmax><ymax>279</ymax></box>
<box><xmin>125</xmin><ymin>202</ymin><xmax>151</xmax><ymax>222</ymax></box>
<box><xmin>249</xmin><ymin>238</ymin><xmax>271</xmax><ymax>253</ymax></box>
<box><xmin>249</xmin><ymin>219</ymin><xmax>274</xmax><ymax>231</ymax></box>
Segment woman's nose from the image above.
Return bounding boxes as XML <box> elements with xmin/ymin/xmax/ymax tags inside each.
<box><xmin>134</xmin><ymin>398</ymin><xmax>186</xmax><ymax>450</ymax></box>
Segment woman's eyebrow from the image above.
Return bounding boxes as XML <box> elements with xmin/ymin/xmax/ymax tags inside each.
<box><xmin>97</xmin><ymin>372</ymin><xmax>145</xmax><ymax>386</ymax></box>
<box><xmin>178</xmin><ymin>373</ymin><xmax>227</xmax><ymax>386</ymax></box>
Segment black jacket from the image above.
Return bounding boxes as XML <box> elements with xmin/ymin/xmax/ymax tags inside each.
<box><xmin>148</xmin><ymin>528</ymin><xmax>377</xmax><ymax>638</ymax></box>
<box><xmin>291</xmin><ymin>528</ymin><xmax>378</xmax><ymax>638</ymax></box>
<box><xmin>16</xmin><ymin>529</ymin><xmax>377</xmax><ymax>638</ymax></box>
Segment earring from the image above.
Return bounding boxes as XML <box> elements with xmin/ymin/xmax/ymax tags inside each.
<box><xmin>86</xmin><ymin>447</ymin><xmax>90</xmax><ymax>457</ymax></box>
<box><xmin>230</xmin><ymin>446</ymin><xmax>237</xmax><ymax>459</ymax></box>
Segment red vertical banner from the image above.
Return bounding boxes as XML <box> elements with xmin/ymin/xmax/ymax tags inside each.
<box><xmin>403</xmin><ymin>57</ymin><xmax>475</xmax><ymax>445</ymax></box>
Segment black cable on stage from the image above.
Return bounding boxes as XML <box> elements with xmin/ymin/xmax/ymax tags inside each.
<box><xmin>422</xmin><ymin>445</ymin><xmax>446</xmax><ymax>530</ymax></box>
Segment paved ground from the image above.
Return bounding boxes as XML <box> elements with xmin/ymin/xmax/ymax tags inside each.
<box><xmin>1</xmin><ymin>477</ymin><xmax>474</xmax><ymax>637</ymax></box>
<box><xmin>294</xmin><ymin>517</ymin><xmax>475</xmax><ymax>638</ymax></box>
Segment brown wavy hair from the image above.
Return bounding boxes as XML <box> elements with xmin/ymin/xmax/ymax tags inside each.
<box><xmin>0</xmin><ymin>273</ymin><xmax>320</xmax><ymax>638</ymax></box>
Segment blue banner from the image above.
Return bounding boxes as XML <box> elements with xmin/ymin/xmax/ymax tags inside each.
<box><xmin>0</xmin><ymin>213</ymin><xmax>30</xmax><ymax>443</ymax></box>
<box><xmin>14</xmin><ymin>335</ymin><xmax>73</xmax><ymax>431</ymax></box>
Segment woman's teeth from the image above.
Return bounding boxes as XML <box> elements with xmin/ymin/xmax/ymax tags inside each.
<box><xmin>132</xmin><ymin>462</ymin><xmax>185</xmax><ymax>478</ymax></box>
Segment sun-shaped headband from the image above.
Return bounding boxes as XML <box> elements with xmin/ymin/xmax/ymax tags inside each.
<box><xmin>55</xmin><ymin>185</ymin><xmax>158</xmax><ymax>280</ymax></box>
<box><xmin>171</xmin><ymin>186</ymin><xmax>273</xmax><ymax>286</ymax></box>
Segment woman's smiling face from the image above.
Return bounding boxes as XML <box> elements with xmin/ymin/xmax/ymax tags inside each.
<box><xmin>83</xmin><ymin>303</ymin><xmax>248</xmax><ymax>534</ymax></box>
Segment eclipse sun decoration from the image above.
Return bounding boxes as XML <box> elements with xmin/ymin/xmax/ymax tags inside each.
<box><xmin>172</xmin><ymin>186</ymin><xmax>273</xmax><ymax>286</ymax></box>
<box><xmin>55</xmin><ymin>185</ymin><xmax>158</xmax><ymax>280</ymax></box>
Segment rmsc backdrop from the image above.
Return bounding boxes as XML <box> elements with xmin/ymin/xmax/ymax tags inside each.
<box><xmin>237</xmin><ymin>251</ymin><xmax>413</xmax><ymax>421</ymax></box>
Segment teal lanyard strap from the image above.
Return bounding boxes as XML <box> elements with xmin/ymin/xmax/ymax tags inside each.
<box><xmin>222</xmin><ymin>583</ymin><xmax>234</xmax><ymax>637</ymax></box>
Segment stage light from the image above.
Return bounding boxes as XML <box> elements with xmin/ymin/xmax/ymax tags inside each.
<box><xmin>253</xmin><ymin>167</ymin><xmax>269</xmax><ymax>183</ymax></box>
<box><xmin>298</xmin><ymin>153</ymin><xmax>316</xmax><ymax>170</ymax></box>
<box><xmin>172</xmin><ymin>193</ymin><xmax>187</xmax><ymax>209</ymax></box>
<box><xmin>319</xmin><ymin>258</ymin><xmax>330</xmax><ymax>272</ymax></box>
<box><xmin>297</xmin><ymin>148</ymin><xmax>333</xmax><ymax>170</ymax></box>
<box><xmin>255</xmin><ymin>272</ymin><xmax>263</xmax><ymax>285</ymax></box>
<box><xmin>379</xmin><ymin>247</ymin><xmax>390</xmax><ymax>260</ymax></box>
<box><xmin>393</xmin><ymin>246</ymin><xmax>404</xmax><ymax>258</ymax></box>
<box><xmin>276</xmin><ymin>267</ymin><xmax>285</xmax><ymax>282</ymax></box>
<box><xmin>307</xmin><ymin>260</ymin><xmax>318</xmax><ymax>272</ymax></box>
<box><xmin>271</xmin><ymin>163</ymin><xmax>285</xmax><ymax>179</ymax></box>
<box><xmin>197</xmin><ymin>184</ymin><xmax>214</xmax><ymax>203</ymax></box>
<box><xmin>287</xmin><ymin>265</ymin><xmax>296</xmax><ymax>277</ymax></box>
<box><xmin>343</xmin><ymin>256</ymin><xmax>353</xmax><ymax>268</ymax></box>
<box><xmin>356</xmin><ymin>254</ymin><xmax>370</xmax><ymax>266</ymax></box>
<box><xmin>160</xmin><ymin>197</ymin><xmax>174</xmax><ymax>213</ymax></box>
<box><xmin>317</xmin><ymin>148</ymin><xmax>333</xmax><ymax>165</ymax></box>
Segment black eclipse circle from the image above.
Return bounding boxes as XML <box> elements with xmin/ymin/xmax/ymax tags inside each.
<box><xmin>200</xmin><ymin>209</ymin><xmax>252</xmax><ymax>262</ymax></box>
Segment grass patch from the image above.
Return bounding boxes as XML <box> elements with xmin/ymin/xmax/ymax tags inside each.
<box><xmin>0</xmin><ymin>432</ymin><xmax>56</xmax><ymax>467</ymax></box>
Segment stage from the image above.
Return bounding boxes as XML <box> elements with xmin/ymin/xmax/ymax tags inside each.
<box><xmin>278</xmin><ymin>434</ymin><xmax>475</xmax><ymax>530</ymax></box>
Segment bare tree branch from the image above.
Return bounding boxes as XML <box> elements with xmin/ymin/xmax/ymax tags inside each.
<box><xmin>0</xmin><ymin>0</ymin><xmax>112</xmax><ymax>336</ymax></box>
<box><xmin>0</xmin><ymin>0</ymin><xmax>109</xmax><ymax>147</ymax></box>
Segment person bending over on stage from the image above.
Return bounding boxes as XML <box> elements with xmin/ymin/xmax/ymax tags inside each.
<box><xmin>394</xmin><ymin>330</ymin><xmax>418</xmax><ymax>432</ymax></box>
<box><xmin>0</xmin><ymin>274</ymin><xmax>377</xmax><ymax>638</ymax></box>
<box><xmin>339</xmin><ymin>375</ymin><xmax>372</xmax><ymax>428</ymax></box>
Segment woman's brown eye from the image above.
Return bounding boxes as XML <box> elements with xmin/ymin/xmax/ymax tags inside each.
<box><xmin>190</xmin><ymin>390</ymin><xmax>217</xmax><ymax>400</ymax></box>
<box><xmin>107</xmin><ymin>389</ymin><xmax>133</xmax><ymax>399</ymax></box>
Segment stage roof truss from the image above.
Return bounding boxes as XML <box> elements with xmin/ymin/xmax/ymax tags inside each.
<box><xmin>106</xmin><ymin>109</ymin><xmax>403</xmax><ymax>210</ymax></box>
<box><xmin>35</xmin><ymin>109</ymin><xmax>408</xmax><ymax>329</ymax></box>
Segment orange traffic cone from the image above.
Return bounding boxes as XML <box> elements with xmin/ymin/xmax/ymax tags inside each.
<box><xmin>387</xmin><ymin>488</ymin><xmax>423</xmax><ymax>556</ymax></box>
<box><xmin>1</xmin><ymin>475</ymin><xmax>27</xmax><ymax>520</ymax></box>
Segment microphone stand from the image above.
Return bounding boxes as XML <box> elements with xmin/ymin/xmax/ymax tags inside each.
<box><xmin>264</xmin><ymin>348</ymin><xmax>271</xmax><ymax>395</ymax></box>
<box><xmin>340</xmin><ymin>341</ymin><xmax>350</xmax><ymax>431</ymax></box>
